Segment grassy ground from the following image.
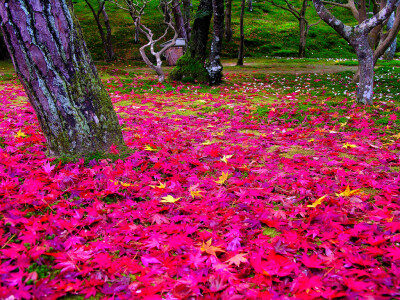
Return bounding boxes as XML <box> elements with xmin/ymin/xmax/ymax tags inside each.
<box><xmin>72</xmin><ymin>0</ymin><xmax>383</xmax><ymax>62</ymax></box>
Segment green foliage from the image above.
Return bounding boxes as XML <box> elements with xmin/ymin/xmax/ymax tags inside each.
<box><xmin>169</xmin><ymin>53</ymin><xmax>209</xmax><ymax>83</ymax></box>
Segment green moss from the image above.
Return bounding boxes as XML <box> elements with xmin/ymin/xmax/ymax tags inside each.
<box><xmin>169</xmin><ymin>53</ymin><xmax>209</xmax><ymax>83</ymax></box>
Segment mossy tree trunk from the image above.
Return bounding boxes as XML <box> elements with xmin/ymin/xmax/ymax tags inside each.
<box><xmin>0</xmin><ymin>0</ymin><xmax>125</xmax><ymax>157</ymax></box>
<box><xmin>170</xmin><ymin>0</ymin><xmax>212</xmax><ymax>82</ymax></box>
<box><xmin>207</xmin><ymin>0</ymin><xmax>224</xmax><ymax>85</ymax></box>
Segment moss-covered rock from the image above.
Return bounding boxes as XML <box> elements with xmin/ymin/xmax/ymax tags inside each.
<box><xmin>169</xmin><ymin>53</ymin><xmax>210</xmax><ymax>83</ymax></box>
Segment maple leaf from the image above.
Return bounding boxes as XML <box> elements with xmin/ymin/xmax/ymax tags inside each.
<box><xmin>226</xmin><ymin>253</ymin><xmax>248</xmax><ymax>267</ymax></box>
<box><xmin>215</xmin><ymin>172</ymin><xmax>230</xmax><ymax>184</ymax></box>
<box><xmin>307</xmin><ymin>195</ymin><xmax>327</xmax><ymax>208</ymax></box>
<box><xmin>342</xmin><ymin>142</ymin><xmax>357</xmax><ymax>148</ymax></box>
<box><xmin>190</xmin><ymin>190</ymin><xmax>203</xmax><ymax>199</ymax></box>
<box><xmin>386</xmin><ymin>247</ymin><xmax>400</xmax><ymax>260</ymax></box>
<box><xmin>202</xmin><ymin>140</ymin><xmax>214</xmax><ymax>145</ymax></box>
<box><xmin>42</xmin><ymin>161</ymin><xmax>55</xmax><ymax>174</ymax></box>
<box><xmin>150</xmin><ymin>181</ymin><xmax>166</xmax><ymax>189</ymax></box>
<box><xmin>14</xmin><ymin>129</ymin><xmax>27</xmax><ymax>138</ymax></box>
<box><xmin>201</xmin><ymin>238</ymin><xmax>225</xmax><ymax>256</ymax></box>
<box><xmin>144</xmin><ymin>145</ymin><xmax>158</xmax><ymax>152</ymax></box>
<box><xmin>220</xmin><ymin>154</ymin><xmax>233</xmax><ymax>163</ymax></box>
<box><xmin>307</xmin><ymin>138</ymin><xmax>314</xmax><ymax>142</ymax></box>
<box><xmin>109</xmin><ymin>144</ymin><xmax>120</xmax><ymax>155</ymax></box>
<box><xmin>160</xmin><ymin>195</ymin><xmax>182</xmax><ymax>203</ymax></box>
<box><xmin>335</xmin><ymin>185</ymin><xmax>361</xmax><ymax>197</ymax></box>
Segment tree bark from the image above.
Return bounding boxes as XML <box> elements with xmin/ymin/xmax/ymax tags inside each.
<box><xmin>189</xmin><ymin>0</ymin><xmax>213</xmax><ymax>60</ymax></box>
<box><xmin>351</xmin><ymin>34</ymin><xmax>374</xmax><ymax>105</ymax></box>
<box><xmin>0</xmin><ymin>0</ymin><xmax>124</xmax><ymax>157</ymax></box>
<box><xmin>102</xmin><ymin>5</ymin><xmax>115</xmax><ymax>61</ymax></box>
<box><xmin>182</xmin><ymin>0</ymin><xmax>192</xmax><ymax>39</ymax></box>
<box><xmin>172</xmin><ymin>0</ymin><xmax>188</xmax><ymax>43</ymax></box>
<box><xmin>248</xmin><ymin>0</ymin><xmax>253</xmax><ymax>11</ymax></box>
<box><xmin>225</xmin><ymin>0</ymin><xmax>232</xmax><ymax>41</ymax></box>
<box><xmin>207</xmin><ymin>0</ymin><xmax>224</xmax><ymax>85</ymax></box>
<box><xmin>299</xmin><ymin>18</ymin><xmax>308</xmax><ymax>58</ymax></box>
<box><xmin>384</xmin><ymin>11</ymin><xmax>397</xmax><ymax>59</ymax></box>
<box><xmin>237</xmin><ymin>0</ymin><xmax>245</xmax><ymax>65</ymax></box>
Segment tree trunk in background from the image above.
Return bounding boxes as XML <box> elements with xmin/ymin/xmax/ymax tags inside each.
<box><xmin>172</xmin><ymin>0</ymin><xmax>188</xmax><ymax>43</ymax></box>
<box><xmin>0</xmin><ymin>33</ymin><xmax>9</xmax><ymax>60</ymax></box>
<box><xmin>225</xmin><ymin>0</ymin><xmax>232</xmax><ymax>42</ymax></box>
<box><xmin>237</xmin><ymin>0</ymin><xmax>245</xmax><ymax>65</ymax></box>
<box><xmin>182</xmin><ymin>0</ymin><xmax>192</xmax><ymax>39</ymax></box>
<box><xmin>169</xmin><ymin>0</ymin><xmax>212</xmax><ymax>82</ymax></box>
<box><xmin>248</xmin><ymin>0</ymin><xmax>253</xmax><ymax>11</ymax></box>
<box><xmin>0</xmin><ymin>0</ymin><xmax>125</xmax><ymax>157</ymax></box>
<box><xmin>299</xmin><ymin>18</ymin><xmax>308</xmax><ymax>58</ymax></box>
<box><xmin>189</xmin><ymin>0</ymin><xmax>213</xmax><ymax>59</ymax></box>
<box><xmin>384</xmin><ymin>11</ymin><xmax>397</xmax><ymax>60</ymax></box>
<box><xmin>102</xmin><ymin>5</ymin><xmax>115</xmax><ymax>61</ymax></box>
<box><xmin>207</xmin><ymin>0</ymin><xmax>224</xmax><ymax>84</ymax></box>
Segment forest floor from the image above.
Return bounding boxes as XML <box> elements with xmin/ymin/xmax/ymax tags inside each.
<box><xmin>0</xmin><ymin>60</ymin><xmax>400</xmax><ymax>299</ymax></box>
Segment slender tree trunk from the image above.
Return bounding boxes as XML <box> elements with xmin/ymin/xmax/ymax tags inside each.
<box><xmin>225</xmin><ymin>0</ymin><xmax>232</xmax><ymax>42</ymax></box>
<box><xmin>299</xmin><ymin>18</ymin><xmax>308</xmax><ymax>58</ymax></box>
<box><xmin>248</xmin><ymin>0</ymin><xmax>253</xmax><ymax>11</ymax></box>
<box><xmin>182</xmin><ymin>0</ymin><xmax>192</xmax><ymax>39</ymax></box>
<box><xmin>102</xmin><ymin>6</ymin><xmax>115</xmax><ymax>61</ymax></box>
<box><xmin>172</xmin><ymin>0</ymin><xmax>188</xmax><ymax>42</ymax></box>
<box><xmin>351</xmin><ymin>34</ymin><xmax>374</xmax><ymax>105</ymax></box>
<box><xmin>0</xmin><ymin>0</ymin><xmax>125</xmax><ymax>157</ymax></box>
<box><xmin>237</xmin><ymin>0</ymin><xmax>245</xmax><ymax>65</ymax></box>
<box><xmin>207</xmin><ymin>0</ymin><xmax>224</xmax><ymax>85</ymax></box>
<box><xmin>384</xmin><ymin>11</ymin><xmax>397</xmax><ymax>60</ymax></box>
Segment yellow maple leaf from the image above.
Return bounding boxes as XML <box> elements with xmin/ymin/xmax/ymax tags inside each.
<box><xmin>202</xmin><ymin>140</ymin><xmax>214</xmax><ymax>145</ymax></box>
<box><xmin>307</xmin><ymin>195</ymin><xmax>327</xmax><ymax>208</ymax></box>
<box><xmin>215</xmin><ymin>131</ymin><xmax>224</xmax><ymax>136</ymax></box>
<box><xmin>144</xmin><ymin>145</ymin><xmax>158</xmax><ymax>152</ymax></box>
<box><xmin>308</xmin><ymin>138</ymin><xmax>314</xmax><ymax>142</ymax></box>
<box><xmin>220</xmin><ymin>155</ymin><xmax>233</xmax><ymax>164</ymax></box>
<box><xmin>190</xmin><ymin>190</ymin><xmax>203</xmax><ymax>199</ymax></box>
<box><xmin>335</xmin><ymin>185</ymin><xmax>361</xmax><ymax>197</ymax></box>
<box><xmin>215</xmin><ymin>172</ymin><xmax>230</xmax><ymax>185</ymax></box>
<box><xmin>120</xmin><ymin>181</ymin><xmax>133</xmax><ymax>187</ymax></box>
<box><xmin>201</xmin><ymin>238</ymin><xmax>225</xmax><ymax>256</ymax></box>
<box><xmin>342</xmin><ymin>142</ymin><xmax>357</xmax><ymax>149</ymax></box>
<box><xmin>14</xmin><ymin>129</ymin><xmax>27</xmax><ymax>138</ymax></box>
<box><xmin>160</xmin><ymin>195</ymin><xmax>181</xmax><ymax>203</ymax></box>
<box><xmin>226</xmin><ymin>253</ymin><xmax>248</xmax><ymax>267</ymax></box>
<box><xmin>392</xmin><ymin>133</ymin><xmax>400</xmax><ymax>140</ymax></box>
<box><xmin>151</xmin><ymin>181</ymin><xmax>166</xmax><ymax>189</ymax></box>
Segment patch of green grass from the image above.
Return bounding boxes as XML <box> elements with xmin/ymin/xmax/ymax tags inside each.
<box><xmin>262</xmin><ymin>227</ymin><xmax>280</xmax><ymax>237</ymax></box>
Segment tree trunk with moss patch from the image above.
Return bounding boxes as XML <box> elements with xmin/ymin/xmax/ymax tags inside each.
<box><xmin>169</xmin><ymin>0</ymin><xmax>211</xmax><ymax>82</ymax></box>
<box><xmin>237</xmin><ymin>0</ymin><xmax>245</xmax><ymax>66</ymax></box>
<box><xmin>0</xmin><ymin>0</ymin><xmax>125</xmax><ymax>157</ymax></box>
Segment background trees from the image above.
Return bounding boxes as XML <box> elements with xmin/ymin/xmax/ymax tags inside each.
<box><xmin>0</xmin><ymin>0</ymin><xmax>124</xmax><ymax>157</ymax></box>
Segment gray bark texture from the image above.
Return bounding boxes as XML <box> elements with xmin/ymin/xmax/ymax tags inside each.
<box><xmin>0</xmin><ymin>0</ymin><xmax>125</xmax><ymax>156</ymax></box>
<box><xmin>313</xmin><ymin>0</ymin><xmax>400</xmax><ymax>104</ymax></box>
<box><xmin>207</xmin><ymin>0</ymin><xmax>224</xmax><ymax>85</ymax></box>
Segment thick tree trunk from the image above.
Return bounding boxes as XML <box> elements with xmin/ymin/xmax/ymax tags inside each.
<box><xmin>189</xmin><ymin>0</ymin><xmax>212</xmax><ymax>60</ymax></box>
<box><xmin>172</xmin><ymin>0</ymin><xmax>188</xmax><ymax>43</ymax></box>
<box><xmin>207</xmin><ymin>0</ymin><xmax>224</xmax><ymax>85</ymax></box>
<box><xmin>102</xmin><ymin>6</ymin><xmax>115</xmax><ymax>61</ymax></box>
<box><xmin>351</xmin><ymin>35</ymin><xmax>374</xmax><ymax>105</ymax></box>
<box><xmin>0</xmin><ymin>0</ymin><xmax>124</xmax><ymax>157</ymax></box>
<box><xmin>225</xmin><ymin>0</ymin><xmax>232</xmax><ymax>41</ymax></box>
<box><xmin>237</xmin><ymin>0</ymin><xmax>245</xmax><ymax>65</ymax></box>
<box><xmin>384</xmin><ymin>11</ymin><xmax>397</xmax><ymax>60</ymax></box>
<box><xmin>299</xmin><ymin>18</ymin><xmax>308</xmax><ymax>58</ymax></box>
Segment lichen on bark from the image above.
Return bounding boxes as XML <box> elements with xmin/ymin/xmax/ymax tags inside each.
<box><xmin>0</xmin><ymin>0</ymin><xmax>125</xmax><ymax>157</ymax></box>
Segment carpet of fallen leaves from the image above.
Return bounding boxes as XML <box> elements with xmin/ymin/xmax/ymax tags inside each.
<box><xmin>1</xmin><ymin>70</ymin><xmax>400</xmax><ymax>299</ymax></box>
